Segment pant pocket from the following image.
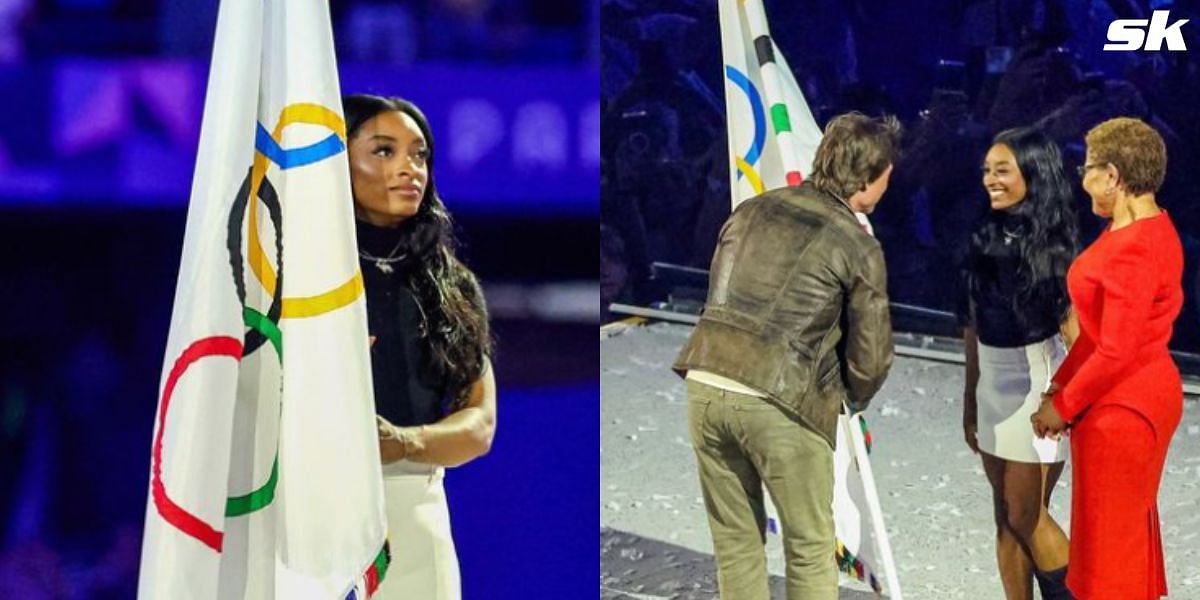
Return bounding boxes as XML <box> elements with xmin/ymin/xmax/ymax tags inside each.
<box><xmin>686</xmin><ymin>382</ymin><xmax>716</xmax><ymax>445</ymax></box>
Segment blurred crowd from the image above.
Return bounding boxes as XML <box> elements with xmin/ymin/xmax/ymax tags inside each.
<box><xmin>0</xmin><ymin>0</ymin><xmax>597</xmax><ymax>65</ymax></box>
<box><xmin>0</xmin><ymin>215</ymin><xmax>173</xmax><ymax>598</ymax></box>
<box><xmin>600</xmin><ymin>0</ymin><xmax>1200</xmax><ymax>352</ymax></box>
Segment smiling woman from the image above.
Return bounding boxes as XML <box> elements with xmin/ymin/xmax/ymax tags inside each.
<box><xmin>960</xmin><ymin>126</ymin><xmax>1080</xmax><ymax>599</ymax></box>
<box><xmin>348</xmin><ymin>105</ymin><xmax>431</xmax><ymax>227</ymax></box>
<box><xmin>342</xmin><ymin>94</ymin><xmax>496</xmax><ymax>600</ymax></box>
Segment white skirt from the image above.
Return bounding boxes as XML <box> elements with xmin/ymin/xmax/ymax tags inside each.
<box><xmin>976</xmin><ymin>336</ymin><xmax>1069</xmax><ymax>464</ymax></box>
<box><xmin>376</xmin><ymin>460</ymin><xmax>460</xmax><ymax>600</ymax></box>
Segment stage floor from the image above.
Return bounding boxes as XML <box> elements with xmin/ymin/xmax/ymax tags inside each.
<box><xmin>601</xmin><ymin>323</ymin><xmax>1200</xmax><ymax>599</ymax></box>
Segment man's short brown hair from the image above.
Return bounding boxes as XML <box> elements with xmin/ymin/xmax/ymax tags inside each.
<box><xmin>809</xmin><ymin>112</ymin><xmax>902</xmax><ymax>200</ymax></box>
<box><xmin>1085</xmin><ymin>117</ymin><xmax>1167</xmax><ymax>196</ymax></box>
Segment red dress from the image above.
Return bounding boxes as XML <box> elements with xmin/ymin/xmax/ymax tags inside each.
<box><xmin>1051</xmin><ymin>212</ymin><xmax>1183</xmax><ymax>600</ymax></box>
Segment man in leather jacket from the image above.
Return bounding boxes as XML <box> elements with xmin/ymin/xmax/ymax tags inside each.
<box><xmin>673</xmin><ymin>112</ymin><xmax>899</xmax><ymax>600</ymax></box>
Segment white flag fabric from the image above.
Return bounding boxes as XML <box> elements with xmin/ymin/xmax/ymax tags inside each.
<box><xmin>830</xmin><ymin>409</ymin><xmax>902</xmax><ymax>598</ymax></box>
<box><xmin>137</xmin><ymin>1</ymin><xmax>389</xmax><ymax>598</ymax></box>
<box><xmin>718</xmin><ymin>0</ymin><xmax>822</xmax><ymax>207</ymax></box>
<box><xmin>719</xmin><ymin>1</ymin><xmax>900</xmax><ymax>597</ymax></box>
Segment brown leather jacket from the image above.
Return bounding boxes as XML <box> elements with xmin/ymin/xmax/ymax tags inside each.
<box><xmin>673</xmin><ymin>181</ymin><xmax>893</xmax><ymax>448</ymax></box>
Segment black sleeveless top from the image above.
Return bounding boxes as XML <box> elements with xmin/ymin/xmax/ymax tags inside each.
<box><xmin>959</xmin><ymin>215</ymin><xmax>1068</xmax><ymax>348</ymax></box>
<box><xmin>356</xmin><ymin>219</ymin><xmax>446</xmax><ymax>426</ymax></box>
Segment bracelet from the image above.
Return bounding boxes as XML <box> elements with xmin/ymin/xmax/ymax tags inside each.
<box><xmin>414</xmin><ymin>425</ymin><xmax>427</xmax><ymax>458</ymax></box>
<box><xmin>377</xmin><ymin>416</ymin><xmax>398</xmax><ymax>441</ymax></box>
<box><xmin>396</xmin><ymin>425</ymin><xmax>426</xmax><ymax>460</ymax></box>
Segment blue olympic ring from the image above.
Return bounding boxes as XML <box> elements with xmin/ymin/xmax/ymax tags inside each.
<box><xmin>725</xmin><ymin>65</ymin><xmax>766</xmax><ymax>176</ymax></box>
<box><xmin>254</xmin><ymin>124</ymin><xmax>345</xmax><ymax>170</ymax></box>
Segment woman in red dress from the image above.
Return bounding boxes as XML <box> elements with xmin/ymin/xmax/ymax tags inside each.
<box><xmin>1031</xmin><ymin>117</ymin><xmax>1182</xmax><ymax>600</ymax></box>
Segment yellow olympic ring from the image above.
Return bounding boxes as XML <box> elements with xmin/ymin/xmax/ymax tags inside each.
<box><xmin>735</xmin><ymin>156</ymin><xmax>765</xmax><ymax>195</ymax></box>
<box><xmin>244</xmin><ymin>103</ymin><xmax>363</xmax><ymax>319</ymax></box>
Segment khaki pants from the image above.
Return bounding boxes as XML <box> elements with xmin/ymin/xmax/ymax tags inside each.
<box><xmin>686</xmin><ymin>379</ymin><xmax>836</xmax><ymax>600</ymax></box>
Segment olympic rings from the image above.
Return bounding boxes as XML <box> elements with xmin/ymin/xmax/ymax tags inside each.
<box><xmin>725</xmin><ymin>65</ymin><xmax>767</xmax><ymax>175</ymax></box>
<box><xmin>152</xmin><ymin>336</ymin><xmax>244</xmax><ymax>552</ymax></box>
<box><xmin>223</xmin><ymin>167</ymin><xmax>284</xmax><ymax>516</ymax></box>
<box><xmin>735</xmin><ymin>155</ymin><xmax>765</xmax><ymax>195</ymax></box>
<box><xmin>225</xmin><ymin>457</ymin><xmax>279</xmax><ymax>517</ymax></box>
<box><xmin>227</xmin><ymin>168</ymin><xmax>283</xmax><ymax>357</ymax></box>
<box><xmin>158</xmin><ymin>103</ymin><xmax>362</xmax><ymax>535</ymax></box>
<box><xmin>245</xmin><ymin>103</ymin><xmax>362</xmax><ymax>320</ymax></box>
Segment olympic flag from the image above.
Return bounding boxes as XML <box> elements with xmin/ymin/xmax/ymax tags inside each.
<box><xmin>137</xmin><ymin>1</ymin><xmax>389</xmax><ymax>598</ymax></box>
<box><xmin>718</xmin><ymin>0</ymin><xmax>822</xmax><ymax>208</ymax></box>
<box><xmin>719</xmin><ymin>1</ymin><xmax>900</xmax><ymax>597</ymax></box>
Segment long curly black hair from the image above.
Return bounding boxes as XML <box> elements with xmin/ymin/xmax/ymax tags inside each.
<box><xmin>343</xmin><ymin>94</ymin><xmax>492</xmax><ymax>409</ymax></box>
<box><xmin>968</xmin><ymin>126</ymin><xmax>1079</xmax><ymax>324</ymax></box>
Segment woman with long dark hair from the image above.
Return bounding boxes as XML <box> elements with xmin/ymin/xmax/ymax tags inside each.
<box><xmin>960</xmin><ymin>127</ymin><xmax>1078</xmax><ymax>599</ymax></box>
<box><xmin>343</xmin><ymin>94</ymin><xmax>495</xmax><ymax>599</ymax></box>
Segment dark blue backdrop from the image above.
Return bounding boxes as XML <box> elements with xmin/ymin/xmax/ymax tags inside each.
<box><xmin>449</xmin><ymin>385</ymin><xmax>596</xmax><ymax>598</ymax></box>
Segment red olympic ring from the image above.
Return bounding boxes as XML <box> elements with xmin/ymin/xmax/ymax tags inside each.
<box><xmin>151</xmin><ymin>335</ymin><xmax>244</xmax><ymax>552</ymax></box>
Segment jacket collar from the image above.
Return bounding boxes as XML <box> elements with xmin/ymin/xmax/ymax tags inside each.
<box><xmin>799</xmin><ymin>181</ymin><xmax>857</xmax><ymax>220</ymax></box>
